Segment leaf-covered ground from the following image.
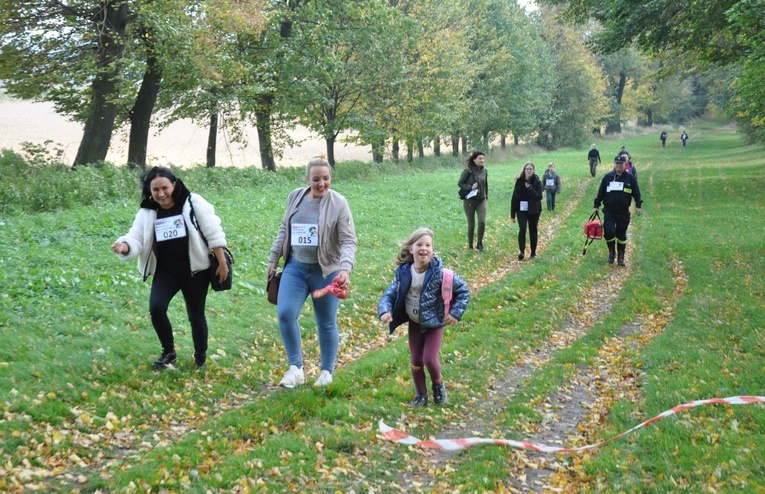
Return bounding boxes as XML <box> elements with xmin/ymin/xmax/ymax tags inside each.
<box><xmin>2</xmin><ymin>122</ymin><xmax>764</xmax><ymax>493</ymax></box>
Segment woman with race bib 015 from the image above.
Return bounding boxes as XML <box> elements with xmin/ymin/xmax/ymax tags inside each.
<box><xmin>112</xmin><ymin>166</ymin><xmax>229</xmax><ymax>370</ymax></box>
<box><xmin>267</xmin><ymin>156</ymin><xmax>357</xmax><ymax>388</ymax></box>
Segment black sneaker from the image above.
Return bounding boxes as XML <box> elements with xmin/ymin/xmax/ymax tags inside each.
<box><xmin>530</xmin><ymin>253</ymin><xmax>537</xmax><ymax>259</ymax></box>
<box><xmin>152</xmin><ymin>351</ymin><xmax>177</xmax><ymax>370</ymax></box>
<box><xmin>476</xmin><ymin>244</ymin><xmax>485</xmax><ymax>252</ymax></box>
<box><xmin>432</xmin><ymin>381</ymin><xmax>447</xmax><ymax>405</ymax></box>
<box><xmin>518</xmin><ymin>253</ymin><xmax>525</xmax><ymax>261</ymax></box>
<box><xmin>607</xmin><ymin>254</ymin><xmax>615</xmax><ymax>264</ymax></box>
<box><xmin>410</xmin><ymin>393</ymin><xmax>428</xmax><ymax>407</ymax></box>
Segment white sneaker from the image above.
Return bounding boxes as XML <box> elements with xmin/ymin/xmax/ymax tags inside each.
<box><xmin>313</xmin><ymin>370</ymin><xmax>333</xmax><ymax>387</ymax></box>
<box><xmin>279</xmin><ymin>365</ymin><xmax>305</xmax><ymax>388</ymax></box>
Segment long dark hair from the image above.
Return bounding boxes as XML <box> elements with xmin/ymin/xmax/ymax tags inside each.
<box><xmin>465</xmin><ymin>150</ymin><xmax>485</xmax><ymax>168</ymax></box>
<box><xmin>140</xmin><ymin>166</ymin><xmax>188</xmax><ymax>207</ymax></box>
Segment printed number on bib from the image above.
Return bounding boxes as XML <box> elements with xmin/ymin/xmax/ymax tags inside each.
<box><xmin>154</xmin><ymin>215</ymin><xmax>187</xmax><ymax>242</ymax></box>
<box><xmin>546</xmin><ymin>179</ymin><xmax>554</xmax><ymax>187</ymax></box>
<box><xmin>520</xmin><ymin>201</ymin><xmax>529</xmax><ymax>212</ymax></box>
<box><xmin>607</xmin><ymin>181</ymin><xmax>625</xmax><ymax>193</ymax></box>
<box><xmin>291</xmin><ymin>223</ymin><xmax>319</xmax><ymax>247</ymax></box>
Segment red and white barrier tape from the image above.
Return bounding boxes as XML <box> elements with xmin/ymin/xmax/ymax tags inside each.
<box><xmin>380</xmin><ymin>395</ymin><xmax>765</xmax><ymax>453</ymax></box>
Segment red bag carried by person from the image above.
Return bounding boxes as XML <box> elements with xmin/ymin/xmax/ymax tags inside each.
<box><xmin>583</xmin><ymin>211</ymin><xmax>603</xmax><ymax>255</ymax></box>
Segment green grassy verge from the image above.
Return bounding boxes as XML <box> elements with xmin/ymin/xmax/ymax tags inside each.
<box><xmin>0</xmin><ymin>119</ymin><xmax>763</xmax><ymax>492</ymax></box>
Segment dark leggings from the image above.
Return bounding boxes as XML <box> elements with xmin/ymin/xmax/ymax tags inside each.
<box><xmin>408</xmin><ymin>322</ymin><xmax>444</xmax><ymax>395</ymax></box>
<box><xmin>149</xmin><ymin>267</ymin><xmax>210</xmax><ymax>359</ymax></box>
<box><xmin>517</xmin><ymin>212</ymin><xmax>540</xmax><ymax>256</ymax></box>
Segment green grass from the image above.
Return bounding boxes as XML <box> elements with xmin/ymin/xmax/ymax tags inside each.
<box><xmin>1</xmin><ymin>119</ymin><xmax>764</xmax><ymax>492</ymax></box>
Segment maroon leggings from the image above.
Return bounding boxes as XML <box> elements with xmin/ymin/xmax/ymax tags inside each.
<box><xmin>408</xmin><ymin>322</ymin><xmax>444</xmax><ymax>395</ymax></box>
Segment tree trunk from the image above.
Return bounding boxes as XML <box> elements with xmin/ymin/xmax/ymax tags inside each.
<box><xmin>372</xmin><ymin>139</ymin><xmax>385</xmax><ymax>163</ymax></box>
<box><xmin>254</xmin><ymin>95</ymin><xmax>276</xmax><ymax>172</ymax></box>
<box><xmin>482</xmin><ymin>131</ymin><xmax>489</xmax><ymax>150</ymax></box>
<box><xmin>325</xmin><ymin>135</ymin><xmax>336</xmax><ymax>168</ymax></box>
<box><xmin>73</xmin><ymin>2</ymin><xmax>129</xmax><ymax>167</ymax></box>
<box><xmin>451</xmin><ymin>133</ymin><xmax>459</xmax><ymax>156</ymax></box>
<box><xmin>392</xmin><ymin>139</ymin><xmax>400</xmax><ymax>162</ymax></box>
<box><xmin>127</xmin><ymin>53</ymin><xmax>161</xmax><ymax>169</ymax></box>
<box><xmin>417</xmin><ymin>139</ymin><xmax>424</xmax><ymax>159</ymax></box>
<box><xmin>433</xmin><ymin>137</ymin><xmax>440</xmax><ymax>157</ymax></box>
<box><xmin>501</xmin><ymin>135</ymin><xmax>506</xmax><ymax>149</ymax></box>
<box><xmin>207</xmin><ymin>109</ymin><xmax>218</xmax><ymax>168</ymax></box>
<box><xmin>606</xmin><ymin>71</ymin><xmax>626</xmax><ymax>134</ymax></box>
<box><xmin>406</xmin><ymin>140</ymin><xmax>413</xmax><ymax>163</ymax></box>
<box><xmin>514</xmin><ymin>135</ymin><xmax>519</xmax><ymax>145</ymax></box>
<box><xmin>461</xmin><ymin>136</ymin><xmax>467</xmax><ymax>155</ymax></box>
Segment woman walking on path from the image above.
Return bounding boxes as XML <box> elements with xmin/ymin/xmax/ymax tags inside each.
<box><xmin>542</xmin><ymin>162</ymin><xmax>562</xmax><ymax>212</ymax></box>
<box><xmin>457</xmin><ymin>151</ymin><xmax>489</xmax><ymax>251</ymax></box>
<box><xmin>511</xmin><ymin>162</ymin><xmax>543</xmax><ymax>260</ymax></box>
<box><xmin>112</xmin><ymin>166</ymin><xmax>229</xmax><ymax>370</ymax></box>
<box><xmin>268</xmin><ymin>156</ymin><xmax>357</xmax><ymax>388</ymax></box>
<box><xmin>378</xmin><ymin>228</ymin><xmax>470</xmax><ymax>406</ymax></box>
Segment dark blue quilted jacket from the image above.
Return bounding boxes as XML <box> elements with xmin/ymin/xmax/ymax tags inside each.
<box><xmin>378</xmin><ymin>255</ymin><xmax>470</xmax><ymax>334</ymax></box>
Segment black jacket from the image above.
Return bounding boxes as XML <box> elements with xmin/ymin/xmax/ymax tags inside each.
<box><xmin>511</xmin><ymin>175</ymin><xmax>543</xmax><ymax>218</ymax></box>
<box><xmin>594</xmin><ymin>170</ymin><xmax>642</xmax><ymax>214</ymax></box>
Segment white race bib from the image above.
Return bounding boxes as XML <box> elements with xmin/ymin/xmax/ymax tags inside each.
<box><xmin>291</xmin><ymin>223</ymin><xmax>319</xmax><ymax>247</ymax></box>
<box><xmin>154</xmin><ymin>215</ymin><xmax>187</xmax><ymax>242</ymax></box>
<box><xmin>546</xmin><ymin>179</ymin><xmax>554</xmax><ymax>187</ymax></box>
<box><xmin>607</xmin><ymin>181</ymin><xmax>624</xmax><ymax>193</ymax></box>
<box><xmin>520</xmin><ymin>201</ymin><xmax>529</xmax><ymax>211</ymax></box>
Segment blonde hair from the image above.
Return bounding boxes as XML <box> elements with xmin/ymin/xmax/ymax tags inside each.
<box><xmin>548</xmin><ymin>162</ymin><xmax>555</xmax><ymax>168</ymax></box>
<box><xmin>516</xmin><ymin>161</ymin><xmax>535</xmax><ymax>180</ymax></box>
<box><xmin>306</xmin><ymin>155</ymin><xmax>331</xmax><ymax>177</ymax></box>
<box><xmin>395</xmin><ymin>227</ymin><xmax>434</xmax><ymax>266</ymax></box>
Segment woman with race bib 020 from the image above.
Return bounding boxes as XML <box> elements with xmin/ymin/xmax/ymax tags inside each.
<box><xmin>112</xmin><ymin>166</ymin><xmax>229</xmax><ymax>370</ymax></box>
<box><xmin>267</xmin><ymin>156</ymin><xmax>357</xmax><ymax>388</ymax></box>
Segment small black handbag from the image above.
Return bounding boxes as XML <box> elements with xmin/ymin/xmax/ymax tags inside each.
<box><xmin>189</xmin><ymin>196</ymin><xmax>233</xmax><ymax>291</ymax></box>
<box><xmin>209</xmin><ymin>247</ymin><xmax>234</xmax><ymax>291</ymax></box>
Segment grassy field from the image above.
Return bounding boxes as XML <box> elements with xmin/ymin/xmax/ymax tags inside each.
<box><xmin>1</xmin><ymin>120</ymin><xmax>763</xmax><ymax>493</ymax></box>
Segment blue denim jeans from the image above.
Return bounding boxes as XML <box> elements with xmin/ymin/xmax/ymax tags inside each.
<box><xmin>277</xmin><ymin>259</ymin><xmax>341</xmax><ymax>372</ymax></box>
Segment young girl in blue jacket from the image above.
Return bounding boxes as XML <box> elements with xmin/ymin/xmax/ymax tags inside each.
<box><xmin>378</xmin><ymin>228</ymin><xmax>470</xmax><ymax>406</ymax></box>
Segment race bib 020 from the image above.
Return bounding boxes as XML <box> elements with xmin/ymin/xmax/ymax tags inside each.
<box><xmin>154</xmin><ymin>215</ymin><xmax>188</xmax><ymax>242</ymax></box>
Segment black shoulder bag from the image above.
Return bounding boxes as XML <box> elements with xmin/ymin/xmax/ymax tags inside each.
<box><xmin>189</xmin><ymin>196</ymin><xmax>234</xmax><ymax>291</ymax></box>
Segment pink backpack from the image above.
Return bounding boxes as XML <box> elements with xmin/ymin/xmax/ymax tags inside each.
<box><xmin>442</xmin><ymin>269</ymin><xmax>454</xmax><ymax>318</ymax></box>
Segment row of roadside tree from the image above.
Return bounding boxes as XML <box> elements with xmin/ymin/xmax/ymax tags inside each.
<box><xmin>0</xmin><ymin>0</ymin><xmax>711</xmax><ymax>170</ymax></box>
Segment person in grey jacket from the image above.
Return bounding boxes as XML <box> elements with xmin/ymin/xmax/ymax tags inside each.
<box><xmin>268</xmin><ymin>156</ymin><xmax>357</xmax><ymax>389</ymax></box>
<box><xmin>542</xmin><ymin>162</ymin><xmax>562</xmax><ymax>212</ymax></box>
<box><xmin>378</xmin><ymin>228</ymin><xmax>470</xmax><ymax>407</ymax></box>
<box><xmin>112</xmin><ymin>166</ymin><xmax>228</xmax><ymax>370</ymax></box>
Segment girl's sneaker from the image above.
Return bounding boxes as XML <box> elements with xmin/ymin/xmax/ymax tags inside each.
<box><xmin>432</xmin><ymin>381</ymin><xmax>447</xmax><ymax>405</ymax></box>
<box><xmin>410</xmin><ymin>393</ymin><xmax>428</xmax><ymax>407</ymax></box>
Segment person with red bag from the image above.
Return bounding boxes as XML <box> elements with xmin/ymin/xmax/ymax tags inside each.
<box><xmin>593</xmin><ymin>155</ymin><xmax>643</xmax><ymax>266</ymax></box>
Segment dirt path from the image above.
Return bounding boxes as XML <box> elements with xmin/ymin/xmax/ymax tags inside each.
<box><xmin>393</xmin><ymin>161</ymin><xmax>682</xmax><ymax>494</ymax></box>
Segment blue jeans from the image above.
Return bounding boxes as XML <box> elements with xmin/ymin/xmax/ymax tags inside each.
<box><xmin>277</xmin><ymin>259</ymin><xmax>340</xmax><ymax>372</ymax></box>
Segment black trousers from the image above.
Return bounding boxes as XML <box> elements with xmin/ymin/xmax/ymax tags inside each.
<box><xmin>603</xmin><ymin>209</ymin><xmax>630</xmax><ymax>244</ymax></box>
<box><xmin>149</xmin><ymin>267</ymin><xmax>210</xmax><ymax>359</ymax></box>
<box><xmin>517</xmin><ymin>212</ymin><xmax>540</xmax><ymax>255</ymax></box>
